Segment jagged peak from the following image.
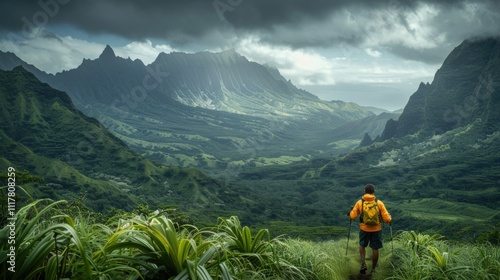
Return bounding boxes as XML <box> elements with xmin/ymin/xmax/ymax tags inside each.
<box><xmin>99</xmin><ymin>45</ymin><xmax>116</xmax><ymax>60</ymax></box>
<box><xmin>359</xmin><ymin>132</ymin><xmax>374</xmax><ymax>147</ymax></box>
<box><xmin>417</xmin><ymin>82</ymin><xmax>428</xmax><ymax>90</ymax></box>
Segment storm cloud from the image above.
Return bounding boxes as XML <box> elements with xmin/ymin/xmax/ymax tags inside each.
<box><xmin>1</xmin><ymin>0</ymin><xmax>499</xmax><ymax>63</ymax></box>
<box><xmin>1</xmin><ymin>0</ymin><xmax>499</xmax><ymax>109</ymax></box>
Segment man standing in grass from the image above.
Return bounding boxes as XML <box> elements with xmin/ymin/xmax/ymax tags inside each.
<box><xmin>349</xmin><ymin>184</ymin><xmax>392</xmax><ymax>274</ymax></box>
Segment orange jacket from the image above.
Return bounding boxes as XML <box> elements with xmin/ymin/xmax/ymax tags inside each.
<box><xmin>349</xmin><ymin>194</ymin><xmax>392</xmax><ymax>232</ymax></box>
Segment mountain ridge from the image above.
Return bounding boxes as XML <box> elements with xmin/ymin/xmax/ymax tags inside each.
<box><xmin>0</xmin><ymin>46</ymin><xmax>371</xmax><ymax>120</ymax></box>
<box><xmin>0</xmin><ymin>47</ymin><xmax>375</xmax><ymax>169</ymax></box>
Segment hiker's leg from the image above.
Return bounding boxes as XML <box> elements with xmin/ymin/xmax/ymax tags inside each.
<box><xmin>358</xmin><ymin>230</ymin><xmax>369</xmax><ymax>264</ymax></box>
<box><xmin>358</xmin><ymin>246</ymin><xmax>368</xmax><ymax>274</ymax></box>
<box><xmin>369</xmin><ymin>230</ymin><xmax>383</xmax><ymax>272</ymax></box>
<box><xmin>358</xmin><ymin>230</ymin><xmax>369</xmax><ymax>273</ymax></box>
<box><xmin>359</xmin><ymin>245</ymin><xmax>366</xmax><ymax>264</ymax></box>
<box><xmin>371</xmin><ymin>249</ymin><xmax>379</xmax><ymax>269</ymax></box>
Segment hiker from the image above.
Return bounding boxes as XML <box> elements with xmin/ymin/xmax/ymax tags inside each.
<box><xmin>348</xmin><ymin>184</ymin><xmax>391</xmax><ymax>274</ymax></box>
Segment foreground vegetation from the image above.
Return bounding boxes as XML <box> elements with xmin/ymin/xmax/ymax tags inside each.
<box><xmin>1</xmin><ymin>198</ymin><xmax>499</xmax><ymax>280</ymax></box>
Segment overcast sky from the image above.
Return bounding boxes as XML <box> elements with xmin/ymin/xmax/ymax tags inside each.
<box><xmin>1</xmin><ymin>0</ymin><xmax>499</xmax><ymax>110</ymax></box>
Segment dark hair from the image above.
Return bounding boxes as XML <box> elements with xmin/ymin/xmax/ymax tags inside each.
<box><xmin>364</xmin><ymin>184</ymin><xmax>375</xmax><ymax>194</ymax></box>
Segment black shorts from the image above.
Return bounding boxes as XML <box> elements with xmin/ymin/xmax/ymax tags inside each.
<box><xmin>359</xmin><ymin>230</ymin><xmax>383</xmax><ymax>249</ymax></box>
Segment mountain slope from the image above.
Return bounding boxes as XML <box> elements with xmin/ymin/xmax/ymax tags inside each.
<box><xmin>0</xmin><ymin>67</ymin><xmax>226</xmax><ymax>212</ymax></box>
<box><xmin>149</xmin><ymin>50</ymin><xmax>368</xmax><ymax>121</ymax></box>
<box><xmin>0</xmin><ymin>51</ymin><xmax>50</xmax><ymax>80</ymax></box>
<box><xmin>380</xmin><ymin>37</ymin><xmax>500</xmax><ymax>140</ymax></box>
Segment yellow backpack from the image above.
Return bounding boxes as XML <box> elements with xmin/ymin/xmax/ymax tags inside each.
<box><xmin>361</xmin><ymin>198</ymin><xmax>380</xmax><ymax>226</ymax></box>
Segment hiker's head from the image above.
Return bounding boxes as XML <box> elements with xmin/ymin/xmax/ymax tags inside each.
<box><xmin>364</xmin><ymin>184</ymin><xmax>375</xmax><ymax>194</ymax></box>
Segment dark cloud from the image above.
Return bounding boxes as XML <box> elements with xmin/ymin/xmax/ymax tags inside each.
<box><xmin>388</xmin><ymin>44</ymin><xmax>453</xmax><ymax>64</ymax></box>
<box><xmin>0</xmin><ymin>0</ymin><xmax>478</xmax><ymax>37</ymax></box>
<box><xmin>0</xmin><ymin>0</ymin><xmax>225</xmax><ymax>45</ymax></box>
<box><xmin>1</xmin><ymin>0</ymin><xmax>499</xmax><ymax>62</ymax></box>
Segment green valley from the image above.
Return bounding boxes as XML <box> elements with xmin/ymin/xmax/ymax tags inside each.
<box><xmin>1</xmin><ymin>38</ymin><xmax>499</xmax><ymax>245</ymax></box>
<box><xmin>2</xmin><ymin>2</ymin><xmax>500</xmax><ymax>279</ymax></box>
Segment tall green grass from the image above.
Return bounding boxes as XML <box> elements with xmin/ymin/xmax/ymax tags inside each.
<box><xmin>1</xmin><ymin>199</ymin><xmax>499</xmax><ymax>279</ymax></box>
<box><xmin>387</xmin><ymin>231</ymin><xmax>500</xmax><ymax>280</ymax></box>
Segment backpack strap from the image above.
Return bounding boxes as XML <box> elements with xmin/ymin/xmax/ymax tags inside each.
<box><xmin>375</xmin><ymin>199</ymin><xmax>383</xmax><ymax>227</ymax></box>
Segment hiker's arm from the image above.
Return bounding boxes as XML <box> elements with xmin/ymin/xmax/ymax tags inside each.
<box><xmin>379</xmin><ymin>201</ymin><xmax>392</xmax><ymax>223</ymax></box>
<box><xmin>349</xmin><ymin>201</ymin><xmax>361</xmax><ymax>220</ymax></box>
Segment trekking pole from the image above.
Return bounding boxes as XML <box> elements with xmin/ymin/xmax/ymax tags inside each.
<box><xmin>346</xmin><ymin>218</ymin><xmax>352</xmax><ymax>257</ymax></box>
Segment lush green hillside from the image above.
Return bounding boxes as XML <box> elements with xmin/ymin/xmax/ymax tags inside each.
<box><xmin>0</xmin><ymin>67</ymin><xmax>231</xmax><ymax>216</ymax></box>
